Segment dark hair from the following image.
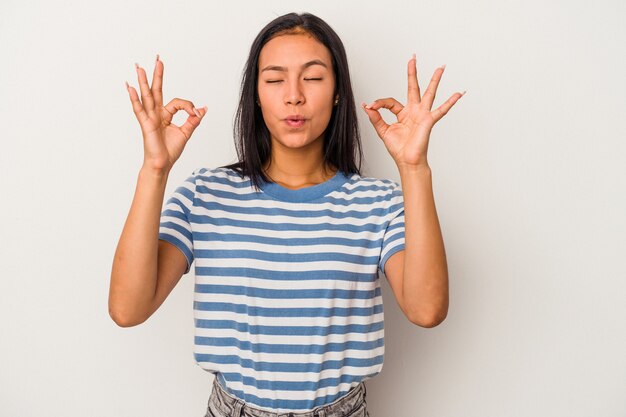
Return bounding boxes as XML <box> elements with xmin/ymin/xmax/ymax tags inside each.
<box><xmin>220</xmin><ymin>12</ymin><xmax>363</xmax><ymax>191</ymax></box>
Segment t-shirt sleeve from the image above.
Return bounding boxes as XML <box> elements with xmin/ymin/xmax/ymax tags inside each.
<box><xmin>158</xmin><ymin>169</ymin><xmax>198</xmax><ymax>274</ymax></box>
<box><xmin>379</xmin><ymin>181</ymin><xmax>406</xmax><ymax>275</ymax></box>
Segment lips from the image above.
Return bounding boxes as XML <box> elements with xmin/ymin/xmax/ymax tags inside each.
<box><xmin>284</xmin><ymin>115</ymin><xmax>306</xmax><ymax>128</ymax></box>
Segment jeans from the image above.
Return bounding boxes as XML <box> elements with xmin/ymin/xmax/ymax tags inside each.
<box><xmin>205</xmin><ymin>376</ymin><xmax>370</xmax><ymax>417</ymax></box>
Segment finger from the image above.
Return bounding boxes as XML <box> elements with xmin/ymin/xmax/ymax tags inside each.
<box><xmin>178</xmin><ymin>106</ymin><xmax>208</xmax><ymax>140</ymax></box>
<box><xmin>407</xmin><ymin>53</ymin><xmax>421</xmax><ymax>104</ymax></box>
<box><xmin>431</xmin><ymin>91</ymin><xmax>465</xmax><ymax>123</ymax></box>
<box><xmin>365</xmin><ymin>97</ymin><xmax>404</xmax><ymax>117</ymax></box>
<box><xmin>422</xmin><ymin>65</ymin><xmax>445</xmax><ymax>110</ymax></box>
<box><xmin>361</xmin><ymin>102</ymin><xmax>390</xmax><ymax>141</ymax></box>
<box><xmin>151</xmin><ymin>54</ymin><xmax>164</xmax><ymax>108</ymax></box>
<box><xmin>163</xmin><ymin>98</ymin><xmax>206</xmax><ymax>127</ymax></box>
<box><xmin>136</xmin><ymin>62</ymin><xmax>155</xmax><ymax>114</ymax></box>
<box><xmin>126</xmin><ymin>81</ymin><xmax>150</xmax><ymax>125</ymax></box>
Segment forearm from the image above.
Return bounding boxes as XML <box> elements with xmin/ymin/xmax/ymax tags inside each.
<box><xmin>398</xmin><ymin>164</ymin><xmax>449</xmax><ymax>326</ymax></box>
<box><xmin>109</xmin><ymin>166</ymin><xmax>170</xmax><ymax>326</ymax></box>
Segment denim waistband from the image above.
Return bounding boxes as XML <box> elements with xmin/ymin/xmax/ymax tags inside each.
<box><xmin>207</xmin><ymin>376</ymin><xmax>367</xmax><ymax>417</ymax></box>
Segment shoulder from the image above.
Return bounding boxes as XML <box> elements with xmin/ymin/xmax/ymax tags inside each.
<box><xmin>179</xmin><ymin>166</ymin><xmax>258</xmax><ymax>205</ymax></box>
<box><xmin>338</xmin><ymin>172</ymin><xmax>402</xmax><ymax>202</ymax></box>
<box><xmin>186</xmin><ymin>166</ymin><xmax>250</xmax><ymax>188</ymax></box>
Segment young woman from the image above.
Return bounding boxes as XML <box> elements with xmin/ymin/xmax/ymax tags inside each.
<box><xmin>110</xmin><ymin>12</ymin><xmax>463</xmax><ymax>417</ymax></box>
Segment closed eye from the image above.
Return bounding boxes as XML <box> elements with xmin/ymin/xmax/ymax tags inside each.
<box><xmin>266</xmin><ymin>78</ymin><xmax>322</xmax><ymax>83</ymax></box>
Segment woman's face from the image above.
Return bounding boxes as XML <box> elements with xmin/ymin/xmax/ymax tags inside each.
<box><xmin>257</xmin><ymin>33</ymin><xmax>336</xmax><ymax>151</ymax></box>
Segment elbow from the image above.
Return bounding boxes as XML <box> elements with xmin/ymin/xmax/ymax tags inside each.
<box><xmin>108</xmin><ymin>280</ymin><xmax>152</xmax><ymax>328</ymax></box>
<box><xmin>109</xmin><ymin>309</ymin><xmax>137</xmax><ymax>328</ymax></box>
<box><xmin>409</xmin><ymin>312</ymin><xmax>447</xmax><ymax>328</ymax></box>
<box><xmin>406</xmin><ymin>305</ymin><xmax>448</xmax><ymax>328</ymax></box>
<box><xmin>404</xmin><ymin>275</ymin><xmax>449</xmax><ymax>328</ymax></box>
<box><xmin>108</xmin><ymin>304</ymin><xmax>147</xmax><ymax>328</ymax></box>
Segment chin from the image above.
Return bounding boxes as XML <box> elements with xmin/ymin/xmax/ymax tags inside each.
<box><xmin>275</xmin><ymin>134</ymin><xmax>319</xmax><ymax>149</ymax></box>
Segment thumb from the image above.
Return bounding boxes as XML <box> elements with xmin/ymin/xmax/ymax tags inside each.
<box><xmin>361</xmin><ymin>102</ymin><xmax>389</xmax><ymax>141</ymax></box>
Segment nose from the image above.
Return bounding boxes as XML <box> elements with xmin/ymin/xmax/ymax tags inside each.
<box><xmin>284</xmin><ymin>79</ymin><xmax>305</xmax><ymax>106</ymax></box>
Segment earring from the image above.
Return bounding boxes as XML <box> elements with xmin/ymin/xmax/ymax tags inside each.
<box><xmin>334</xmin><ymin>96</ymin><xmax>339</xmax><ymax>106</ymax></box>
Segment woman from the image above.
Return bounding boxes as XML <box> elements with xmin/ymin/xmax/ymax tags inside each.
<box><xmin>110</xmin><ymin>11</ymin><xmax>463</xmax><ymax>417</ymax></box>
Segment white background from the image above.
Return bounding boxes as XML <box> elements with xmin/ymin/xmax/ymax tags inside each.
<box><xmin>1</xmin><ymin>1</ymin><xmax>624</xmax><ymax>416</ymax></box>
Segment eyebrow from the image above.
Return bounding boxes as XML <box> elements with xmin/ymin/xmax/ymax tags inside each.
<box><xmin>260</xmin><ymin>59</ymin><xmax>328</xmax><ymax>73</ymax></box>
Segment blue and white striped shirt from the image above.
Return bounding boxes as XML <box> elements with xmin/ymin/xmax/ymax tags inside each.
<box><xmin>158</xmin><ymin>166</ymin><xmax>405</xmax><ymax>413</ymax></box>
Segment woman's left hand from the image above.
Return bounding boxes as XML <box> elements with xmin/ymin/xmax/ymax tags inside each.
<box><xmin>362</xmin><ymin>54</ymin><xmax>465</xmax><ymax>169</ymax></box>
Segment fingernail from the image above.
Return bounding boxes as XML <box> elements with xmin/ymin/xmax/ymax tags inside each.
<box><xmin>441</xmin><ymin>64</ymin><xmax>446</xmax><ymax>70</ymax></box>
<box><xmin>156</xmin><ymin>54</ymin><xmax>159</xmax><ymax>63</ymax></box>
<box><xmin>461</xmin><ymin>90</ymin><xmax>467</xmax><ymax>96</ymax></box>
<box><xmin>125</xmin><ymin>81</ymin><xmax>129</xmax><ymax>90</ymax></box>
<box><xmin>193</xmin><ymin>107</ymin><xmax>201</xmax><ymax>118</ymax></box>
<box><xmin>412</xmin><ymin>53</ymin><xmax>416</xmax><ymax>60</ymax></box>
<box><xmin>135</xmin><ymin>62</ymin><xmax>139</xmax><ymax>70</ymax></box>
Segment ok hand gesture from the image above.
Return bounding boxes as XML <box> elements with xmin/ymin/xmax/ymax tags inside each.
<box><xmin>362</xmin><ymin>54</ymin><xmax>464</xmax><ymax>169</ymax></box>
<box><xmin>126</xmin><ymin>55</ymin><xmax>207</xmax><ymax>173</ymax></box>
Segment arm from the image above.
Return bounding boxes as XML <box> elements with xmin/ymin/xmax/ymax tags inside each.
<box><xmin>362</xmin><ymin>54</ymin><xmax>464</xmax><ymax>327</ymax></box>
<box><xmin>108</xmin><ymin>167</ymin><xmax>188</xmax><ymax>327</ymax></box>
<box><xmin>109</xmin><ymin>56</ymin><xmax>206</xmax><ymax>327</ymax></box>
<box><xmin>384</xmin><ymin>165</ymin><xmax>448</xmax><ymax>327</ymax></box>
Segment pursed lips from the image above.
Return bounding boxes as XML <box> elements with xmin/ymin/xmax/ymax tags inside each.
<box><xmin>284</xmin><ymin>115</ymin><xmax>306</xmax><ymax>127</ymax></box>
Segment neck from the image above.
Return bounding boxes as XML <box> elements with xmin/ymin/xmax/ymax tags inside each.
<box><xmin>263</xmin><ymin>138</ymin><xmax>337</xmax><ymax>190</ymax></box>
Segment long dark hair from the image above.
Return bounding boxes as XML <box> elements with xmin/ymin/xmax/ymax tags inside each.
<box><xmin>220</xmin><ymin>12</ymin><xmax>363</xmax><ymax>191</ymax></box>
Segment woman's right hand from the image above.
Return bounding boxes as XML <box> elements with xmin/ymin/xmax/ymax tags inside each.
<box><xmin>126</xmin><ymin>54</ymin><xmax>206</xmax><ymax>173</ymax></box>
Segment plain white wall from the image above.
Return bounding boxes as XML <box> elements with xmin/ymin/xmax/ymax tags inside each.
<box><xmin>1</xmin><ymin>0</ymin><xmax>624</xmax><ymax>416</ymax></box>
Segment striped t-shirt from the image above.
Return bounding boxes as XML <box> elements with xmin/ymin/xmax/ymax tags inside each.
<box><xmin>158</xmin><ymin>166</ymin><xmax>405</xmax><ymax>413</ymax></box>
